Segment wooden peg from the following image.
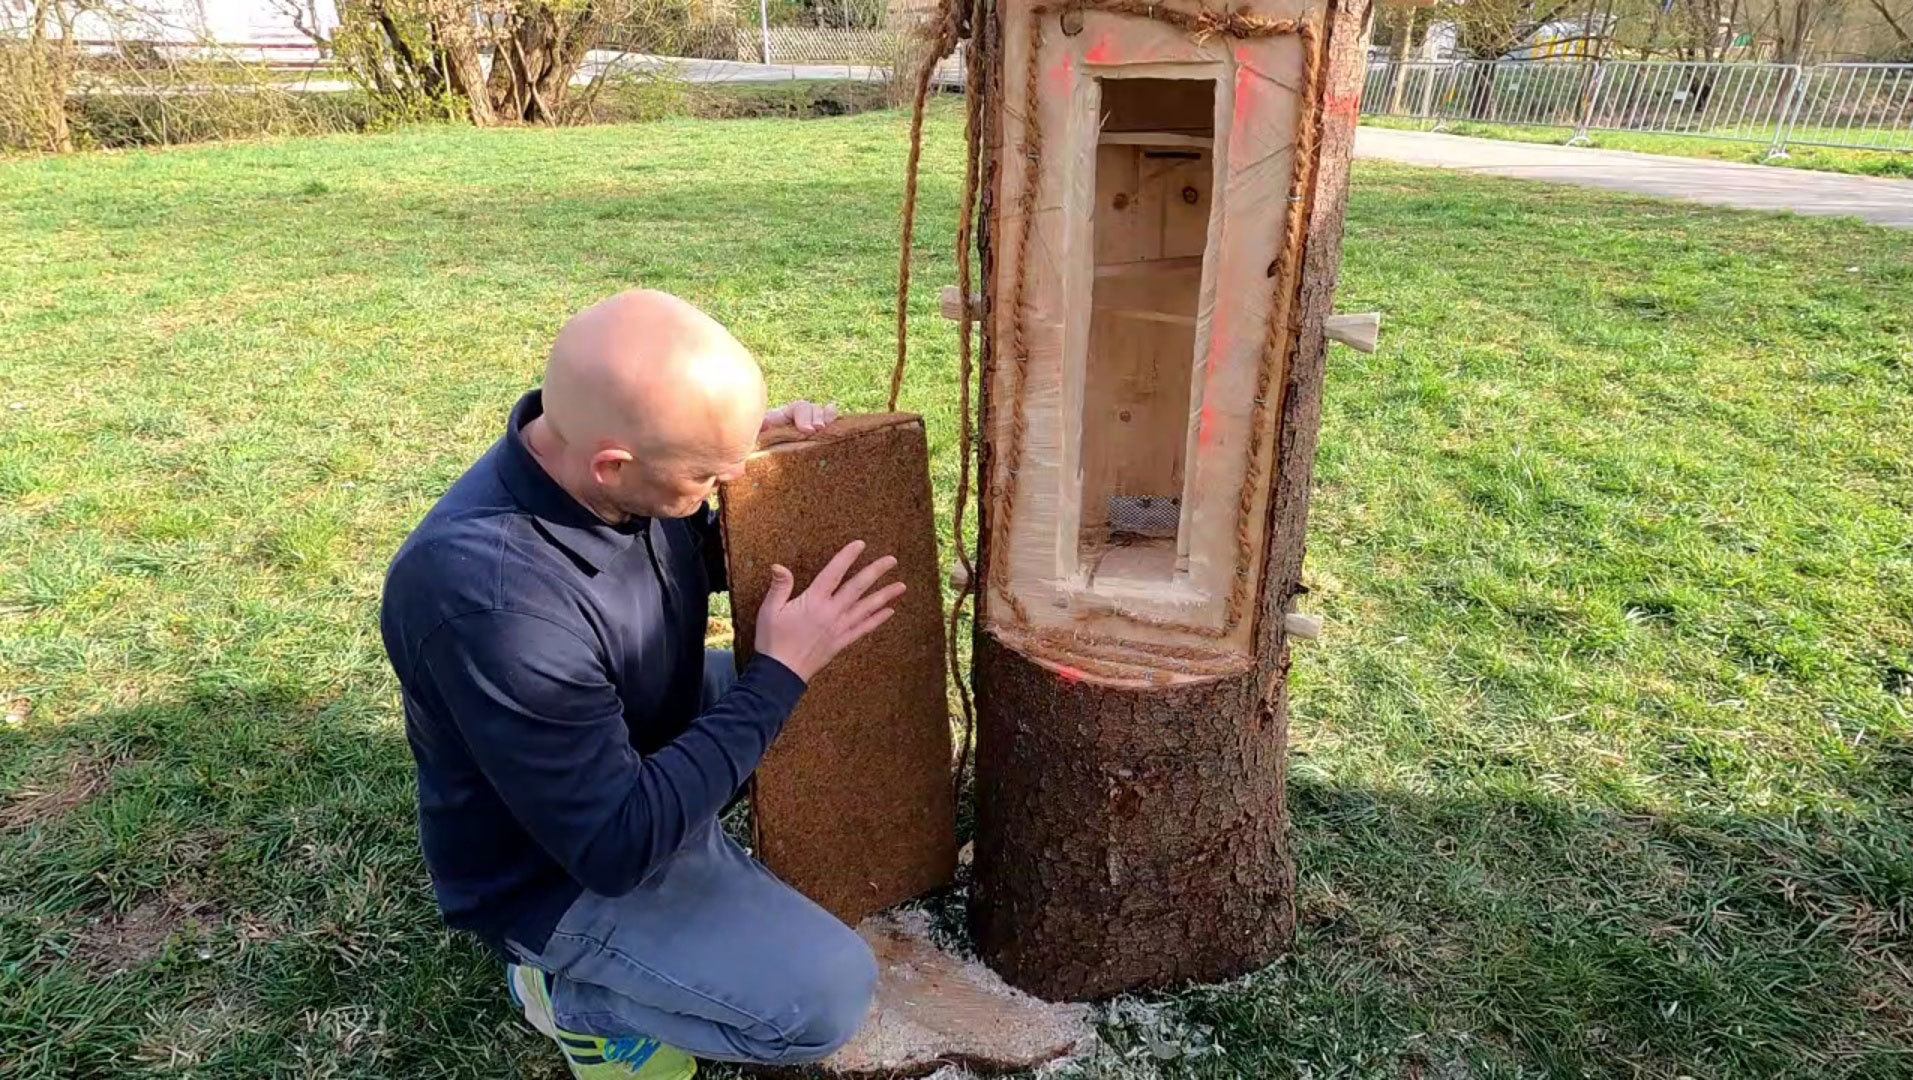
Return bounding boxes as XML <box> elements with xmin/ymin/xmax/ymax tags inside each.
<box><xmin>1323</xmin><ymin>312</ymin><xmax>1380</xmax><ymax>353</ymax></box>
<box><xmin>939</xmin><ymin>286</ymin><xmax>983</xmax><ymax>322</ymax></box>
<box><xmin>1283</xmin><ymin>612</ymin><xmax>1323</xmax><ymax>640</ymax></box>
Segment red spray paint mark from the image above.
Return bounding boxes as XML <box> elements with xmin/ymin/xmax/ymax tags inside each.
<box><xmin>1197</xmin><ymin>403</ymin><xmax>1218</xmax><ymax>449</ymax></box>
<box><xmin>1047</xmin><ymin>53</ymin><xmax>1073</xmax><ymax>94</ymax></box>
<box><xmin>1054</xmin><ymin>664</ymin><xmax>1085</xmax><ymax>684</ymax></box>
<box><xmin>1325</xmin><ymin>91</ymin><xmax>1362</xmax><ymax>118</ymax></box>
<box><xmin>1206</xmin><ymin>294</ymin><xmax>1231</xmax><ymax>377</ymax></box>
<box><xmin>1230</xmin><ymin>62</ymin><xmax>1258</xmax><ymax>159</ymax></box>
<box><xmin>1085</xmin><ymin>35</ymin><xmax>1112</xmax><ymax>63</ymax></box>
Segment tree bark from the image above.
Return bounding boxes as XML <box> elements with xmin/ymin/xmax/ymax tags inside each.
<box><xmin>1386</xmin><ymin>5</ymin><xmax>1415</xmax><ymax>114</ymax></box>
<box><xmin>968</xmin><ymin>0</ymin><xmax>1373</xmax><ymax>1002</ymax></box>
<box><xmin>22</xmin><ymin>1</ymin><xmax>75</xmax><ymax>153</ymax></box>
<box><xmin>971</xmin><ymin>641</ymin><xmax>1293</xmax><ymax>999</ymax></box>
<box><xmin>427</xmin><ymin>0</ymin><xmax>497</xmax><ymax>125</ymax></box>
<box><xmin>1864</xmin><ymin>0</ymin><xmax>1913</xmax><ymax>52</ymax></box>
<box><xmin>474</xmin><ymin>3</ymin><xmax>608</xmax><ymax>124</ymax></box>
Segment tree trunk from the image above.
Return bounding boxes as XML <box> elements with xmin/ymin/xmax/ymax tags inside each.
<box><xmin>484</xmin><ymin>4</ymin><xmax>603</xmax><ymax>124</ymax></box>
<box><xmin>374</xmin><ymin>1</ymin><xmax>446</xmax><ymax>100</ymax></box>
<box><xmin>967</xmin><ymin>0</ymin><xmax>1372</xmax><ymax>1001</ymax></box>
<box><xmin>1864</xmin><ymin>0</ymin><xmax>1913</xmax><ymax>53</ymax></box>
<box><xmin>972</xmin><ymin>640</ymin><xmax>1294</xmax><ymax>998</ymax></box>
<box><xmin>1775</xmin><ymin>0</ymin><xmax>1815</xmax><ymax>64</ymax></box>
<box><xmin>1386</xmin><ymin>6</ymin><xmax>1416</xmax><ymax>114</ymax></box>
<box><xmin>21</xmin><ymin>1</ymin><xmax>75</xmax><ymax>153</ymax></box>
<box><xmin>427</xmin><ymin>0</ymin><xmax>497</xmax><ymax>125</ymax></box>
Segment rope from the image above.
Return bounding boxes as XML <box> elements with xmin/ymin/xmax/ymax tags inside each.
<box><xmin>889</xmin><ymin>0</ymin><xmax>980</xmax><ymax>800</ymax></box>
<box><xmin>945</xmin><ymin>0</ymin><xmax>985</xmax><ymax>804</ymax></box>
<box><xmin>986</xmin><ymin>4</ymin><xmax>1044</xmax><ymax>628</ymax></box>
<box><xmin>889</xmin><ymin>0</ymin><xmax>964</xmax><ymax>412</ymax></box>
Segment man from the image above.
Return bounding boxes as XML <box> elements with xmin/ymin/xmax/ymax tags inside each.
<box><xmin>380</xmin><ymin>290</ymin><xmax>904</xmax><ymax>1078</ymax></box>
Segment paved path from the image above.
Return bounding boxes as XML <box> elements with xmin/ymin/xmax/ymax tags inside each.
<box><xmin>1353</xmin><ymin>127</ymin><xmax>1913</xmax><ymax>230</ymax></box>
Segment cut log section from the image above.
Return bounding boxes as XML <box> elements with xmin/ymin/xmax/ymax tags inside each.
<box><xmin>720</xmin><ymin>414</ymin><xmax>957</xmax><ymax>927</ymax></box>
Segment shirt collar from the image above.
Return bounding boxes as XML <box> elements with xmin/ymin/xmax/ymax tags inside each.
<box><xmin>495</xmin><ymin>388</ymin><xmax>647</xmax><ymax>573</ymax></box>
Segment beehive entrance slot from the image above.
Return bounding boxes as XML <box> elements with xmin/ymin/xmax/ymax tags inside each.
<box><xmin>1079</xmin><ymin>76</ymin><xmax>1217</xmax><ymax>587</ymax></box>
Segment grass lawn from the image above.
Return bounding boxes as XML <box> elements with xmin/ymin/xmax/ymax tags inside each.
<box><xmin>1362</xmin><ymin>114</ymin><xmax>1913</xmax><ymax>178</ymax></box>
<box><xmin>2</xmin><ymin>110</ymin><xmax>1911</xmax><ymax>1078</ymax></box>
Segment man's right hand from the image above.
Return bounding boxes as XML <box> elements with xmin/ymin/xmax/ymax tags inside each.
<box><xmin>754</xmin><ymin>540</ymin><xmax>907</xmax><ymax>682</ymax></box>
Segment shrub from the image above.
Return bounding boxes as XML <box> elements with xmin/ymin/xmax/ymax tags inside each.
<box><xmin>64</xmin><ymin>87</ymin><xmax>379</xmax><ymax>150</ymax></box>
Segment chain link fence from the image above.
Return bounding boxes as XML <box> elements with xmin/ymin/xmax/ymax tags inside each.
<box><xmin>725</xmin><ymin>24</ymin><xmax>964</xmax><ymax>87</ymax></box>
<box><xmin>1362</xmin><ymin>59</ymin><xmax>1913</xmax><ymax>156</ymax></box>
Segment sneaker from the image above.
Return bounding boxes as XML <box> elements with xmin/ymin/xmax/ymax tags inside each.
<box><xmin>507</xmin><ymin>963</ymin><xmax>697</xmax><ymax>1079</ymax></box>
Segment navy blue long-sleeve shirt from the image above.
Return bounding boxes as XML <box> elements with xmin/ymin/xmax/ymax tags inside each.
<box><xmin>379</xmin><ymin>389</ymin><xmax>806</xmax><ymax>954</ymax></box>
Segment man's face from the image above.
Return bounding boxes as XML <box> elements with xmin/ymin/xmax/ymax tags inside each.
<box><xmin>600</xmin><ymin>406</ymin><xmax>760</xmax><ymax>520</ymax></box>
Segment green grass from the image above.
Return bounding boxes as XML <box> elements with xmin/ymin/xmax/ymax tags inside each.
<box><xmin>2</xmin><ymin>110</ymin><xmax>1911</xmax><ymax>1079</ymax></box>
<box><xmin>1363</xmin><ymin>114</ymin><xmax>1913</xmax><ymax>177</ymax></box>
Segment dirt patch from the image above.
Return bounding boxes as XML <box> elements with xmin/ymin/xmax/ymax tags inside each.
<box><xmin>73</xmin><ymin>893</ymin><xmax>219</xmax><ymax>975</ymax></box>
<box><xmin>0</xmin><ymin>747</ymin><xmax>124</xmax><ymax>831</ymax></box>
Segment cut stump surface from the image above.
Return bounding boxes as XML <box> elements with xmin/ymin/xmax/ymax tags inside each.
<box><xmin>782</xmin><ymin>913</ymin><xmax>1094</xmax><ymax>1078</ymax></box>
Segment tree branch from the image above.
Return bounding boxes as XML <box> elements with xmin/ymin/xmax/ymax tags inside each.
<box><xmin>1864</xmin><ymin>0</ymin><xmax>1913</xmax><ymax>47</ymax></box>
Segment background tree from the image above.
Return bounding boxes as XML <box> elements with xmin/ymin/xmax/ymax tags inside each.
<box><xmin>1443</xmin><ymin>0</ymin><xmax>1583</xmax><ymax>58</ymax></box>
<box><xmin>306</xmin><ymin>0</ymin><xmax>658</xmax><ymax>126</ymax></box>
<box><xmin>1862</xmin><ymin>0</ymin><xmax>1913</xmax><ymax>56</ymax></box>
<box><xmin>0</xmin><ymin>0</ymin><xmax>88</xmax><ymax>152</ymax></box>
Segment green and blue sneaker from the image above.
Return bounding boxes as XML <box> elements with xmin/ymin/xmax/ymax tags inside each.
<box><xmin>507</xmin><ymin>963</ymin><xmax>697</xmax><ymax>1079</ymax></box>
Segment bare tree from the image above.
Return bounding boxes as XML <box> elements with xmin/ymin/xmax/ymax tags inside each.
<box><xmin>1434</xmin><ymin>0</ymin><xmax>1587</xmax><ymax>120</ymax></box>
<box><xmin>1376</xmin><ymin>1</ymin><xmax>1420</xmax><ymax>113</ymax></box>
<box><xmin>0</xmin><ymin>0</ymin><xmax>86</xmax><ymax>151</ymax></box>
<box><xmin>327</xmin><ymin>0</ymin><xmax>652</xmax><ymax>126</ymax></box>
<box><xmin>1858</xmin><ymin>0</ymin><xmax>1912</xmax><ymax>54</ymax></box>
<box><xmin>482</xmin><ymin>1</ymin><xmax>609</xmax><ymax>124</ymax></box>
<box><xmin>1660</xmin><ymin>0</ymin><xmax>1747</xmax><ymax>59</ymax></box>
<box><xmin>1444</xmin><ymin>0</ymin><xmax>1585</xmax><ymax>58</ymax></box>
<box><xmin>4</xmin><ymin>0</ymin><xmax>334</xmax><ymax>153</ymax></box>
<box><xmin>1747</xmin><ymin>0</ymin><xmax>1847</xmax><ymax>61</ymax></box>
<box><xmin>271</xmin><ymin>0</ymin><xmax>336</xmax><ymax>55</ymax></box>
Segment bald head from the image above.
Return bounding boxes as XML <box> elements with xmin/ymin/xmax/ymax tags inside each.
<box><xmin>526</xmin><ymin>290</ymin><xmax>767</xmax><ymax>521</ymax></box>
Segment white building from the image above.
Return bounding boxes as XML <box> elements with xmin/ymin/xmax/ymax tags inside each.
<box><xmin>15</xmin><ymin>0</ymin><xmax>342</xmax><ymax>61</ymax></box>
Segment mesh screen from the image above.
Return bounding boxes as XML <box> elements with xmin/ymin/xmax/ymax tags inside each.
<box><xmin>1106</xmin><ymin>495</ymin><xmax>1181</xmax><ymax>538</ymax></box>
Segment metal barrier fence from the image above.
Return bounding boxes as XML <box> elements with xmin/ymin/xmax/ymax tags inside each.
<box><xmin>723</xmin><ymin>26</ymin><xmax>965</xmax><ymax>87</ymax></box>
<box><xmin>1784</xmin><ymin>64</ymin><xmax>1913</xmax><ymax>152</ymax></box>
<box><xmin>737</xmin><ymin>26</ymin><xmax>905</xmax><ymax>65</ymax></box>
<box><xmin>1361</xmin><ymin>59</ymin><xmax>1913</xmax><ymax>156</ymax></box>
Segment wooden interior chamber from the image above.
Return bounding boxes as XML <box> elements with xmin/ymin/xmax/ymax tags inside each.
<box><xmin>983</xmin><ymin>6</ymin><xmax>1314</xmax><ymax>684</ymax></box>
<box><xmin>1079</xmin><ymin>77</ymin><xmax>1212</xmax><ymax>589</ymax></box>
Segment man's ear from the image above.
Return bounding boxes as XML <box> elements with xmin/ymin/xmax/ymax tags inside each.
<box><xmin>589</xmin><ymin>446</ymin><xmax>635</xmax><ymax>488</ymax></box>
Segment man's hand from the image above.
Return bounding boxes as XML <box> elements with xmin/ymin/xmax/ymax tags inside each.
<box><xmin>762</xmin><ymin>400</ymin><xmax>839</xmax><ymax>435</ymax></box>
<box><xmin>754</xmin><ymin>540</ymin><xmax>906</xmax><ymax>682</ymax></box>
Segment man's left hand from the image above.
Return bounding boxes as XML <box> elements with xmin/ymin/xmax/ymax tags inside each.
<box><xmin>762</xmin><ymin>400</ymin><xmax>839</xmax><ymax>435</ymax></box>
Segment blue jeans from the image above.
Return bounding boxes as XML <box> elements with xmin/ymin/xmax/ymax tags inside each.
<box><xmin>507</xmin><ymin>650</ymin><xmax>877</xmax><ymax>1065</ymax></box>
